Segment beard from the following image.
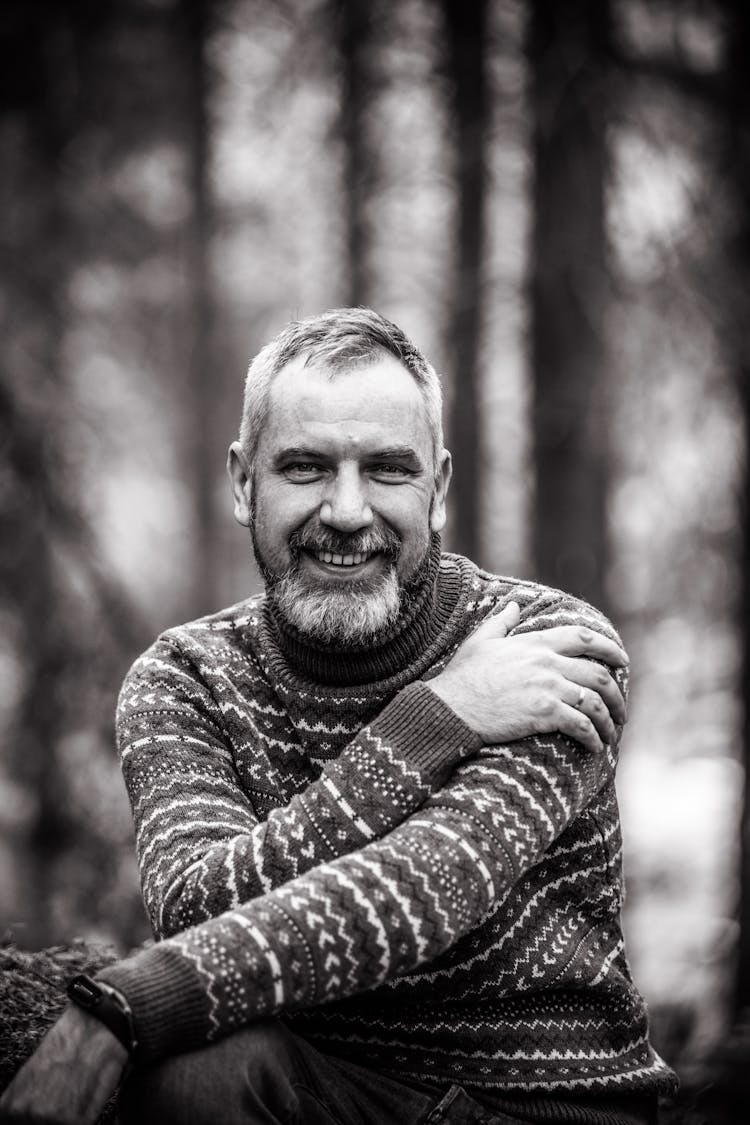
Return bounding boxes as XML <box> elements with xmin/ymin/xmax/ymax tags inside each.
<box><xmin>251</xmin><ymin>521</ymin><xmax>428</xmax><ymax>647</ymax></box>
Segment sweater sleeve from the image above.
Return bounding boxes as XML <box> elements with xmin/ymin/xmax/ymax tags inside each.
<box><xmin>117</xmin><ymin>635</ymin><xmax>481</xmax><ymax>938</ymax></box>
<box><xmin>100</xmin><ymin>593</ymin><xmax>627</xmax><ymax>1064</ymax></box>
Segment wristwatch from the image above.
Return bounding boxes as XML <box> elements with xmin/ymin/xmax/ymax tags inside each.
<box><xmin>66</xmin><ymin>974</ymin><xmax>139</xmax><ymax>1059</ymax></box>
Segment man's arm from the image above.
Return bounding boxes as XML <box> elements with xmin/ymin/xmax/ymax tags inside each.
<box><xmin>0</xmin><ymin>708</ymin><xmax>614</xmax><ymax>1124</ymax></box>
<box><xmin>118</xmin><ymin>611</ymin><xmax>510</xmax><ymax>938</ymax></box>
<box><xmin>123</xmin><ymin>598</ymin><xmax>622</xmax><ymax>939</ymax></box>
<box><xmin>0</xmin><ymin>1006</ymin><xmax>127</xmax><ymax>1125</ymax></box>
<box><xmin>0</xmin><ymin>593</ymin><xmax>627</xmax><ymax>1121</ymax></box>
<box><xmin>93</xmin><ymin>593</ymin><xmax>627</xmax><ymax>1060</ymax></box>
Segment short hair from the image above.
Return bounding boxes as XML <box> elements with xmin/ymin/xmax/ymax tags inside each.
<box><xmin>239</xmin><ymin>307</ymin><xmax>444</xmax><ymax>474</ymax></box>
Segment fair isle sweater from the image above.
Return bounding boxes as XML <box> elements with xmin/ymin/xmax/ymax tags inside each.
<box><xmin>100</xmin><ymin>547</ymin><xmax>677</xmax><ymax>1119</ymax></box>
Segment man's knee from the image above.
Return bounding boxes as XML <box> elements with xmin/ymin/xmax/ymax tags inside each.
<box><xmin>119</xmin><ymin>1020</ymin><xmax>301</xmax><ymax>1125</ymax></box>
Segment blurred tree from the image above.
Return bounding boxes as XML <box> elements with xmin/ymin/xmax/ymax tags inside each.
<box><xmin>722</xmin><ymin>0</ymin><xmax>750</xmax><ymax>1026</ymax></box>
<box><xmin>180</xmin><ymin>0</ymin><xmax>221</xmax><ymax>614</ymax></box>
<box><xmin>333</xmin><ymin>0</ymin><xmax>377</xmax><ymax>306</ymax></box>
<box><xmin>526</xmin><ymin>0</ymin><xmax>612</xmax><ymax>613</ymax></box>
<box><xmin>0</xmin><ymin>0</ymin><xmax>147</xmax><ymax>946</ymax></box>
<box><xmin>441</xmin><ymin>0</ymin><xmax>489</xmax><ymax>564</ymax></box>
<box><xmin>611</xmin><ymin>0</ymin><xmax>749</xmax><ymax>1039</ymax></box>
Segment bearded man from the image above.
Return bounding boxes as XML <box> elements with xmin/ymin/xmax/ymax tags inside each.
<box><xmin>0</xmin><ymin>308</ymin><xmax>676</xmax><ymax>1125</ymax></box>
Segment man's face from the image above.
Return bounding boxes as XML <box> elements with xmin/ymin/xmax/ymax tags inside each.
<box><xmin>228</xmin><ymin>352</ymin><xmax>451</xmax><ymax>644</ymax></box>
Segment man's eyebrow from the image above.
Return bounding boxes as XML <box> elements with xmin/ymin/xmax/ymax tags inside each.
<box><xmin>367</xmin><ymin>446</ymin><xmax>424</xmax><ymax>463</ymax></box>
<box><xmin>273</xmin><ymin>446</ymin><xmax>328</xmax><ymax>462</ymax></box>
<box><xmin>273</xmin><ymin>444</ymin><xmax>425</xmax><ymax>464</ymax></box>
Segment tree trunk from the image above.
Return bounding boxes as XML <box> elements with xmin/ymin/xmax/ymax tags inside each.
<box><xmin>335</xmin><ymin>0</ymin><xmax>376</xmax><ymax>307</ymax></box>
<box><xmin>0</xmin><ymin>1</ymin><xmax>85</xmax><ymax>946</ymax></box>
<box><xmin>0</xmin><ymin>1</ymin><xmax>147</xmax><ymax>948</ymax></box>
<box><xmin>724</xmin><ymin>0</ymin><xmax>750</xmax><ymax>1023</ymax></box>
<box><xmin>527</xmin><ymin>0</ymin><xmax>611</xmax><ymax>613</ymax></box>
<box><xmin>442</xmin><ymin>0</ymin><xmax>489</xmax><ymax>564</ymax></box>
<box><xmin>182</xmin><ymin>0</ymin><xmax>218</xmax><ymax>614</ymax></box>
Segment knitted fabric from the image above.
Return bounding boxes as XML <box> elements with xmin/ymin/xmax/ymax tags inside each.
<box><xmin>100</xmin><ymin>551</ymin><xmax>677</xmax><ymax>1112</ymax></box>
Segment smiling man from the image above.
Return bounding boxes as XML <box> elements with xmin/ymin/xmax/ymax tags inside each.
<box><xmin>0</xmin><ymin>309</ymin><xmax>676</xmax><ymax>1125</ymax></box>
<box><xmin>234</xmin><ymin>348</ymin><xmax>447</xmax><ymax>646</ymax></box>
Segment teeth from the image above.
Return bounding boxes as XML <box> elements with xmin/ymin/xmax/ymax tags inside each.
<box><xmin>315</xmin><ymin>550</ymin><xmax>370</xmax><ymax>567</ymax></box>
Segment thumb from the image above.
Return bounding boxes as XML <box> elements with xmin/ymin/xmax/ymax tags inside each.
<box><xmin>477</xmin><ymin>600</ymin><xmax>521</xmax><ymax>639</ymax></box>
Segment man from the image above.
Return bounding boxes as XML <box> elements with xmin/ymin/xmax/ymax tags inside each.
<box><xmin>1</xmin><ymin>308</ymin><xmax>676</xmax><ymax>1124</ymax></box>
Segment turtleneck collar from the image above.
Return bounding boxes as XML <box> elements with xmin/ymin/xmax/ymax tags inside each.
<box><xmin>260</xmin><ymin>536</ymin><xmax>462</xmax><ymax>687</ymax></box>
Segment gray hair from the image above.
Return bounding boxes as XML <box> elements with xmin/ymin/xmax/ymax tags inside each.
<box><xmin>239</xmin><ymin>307</ymin><xmax>444</xmax><ymax>474</ymax></box>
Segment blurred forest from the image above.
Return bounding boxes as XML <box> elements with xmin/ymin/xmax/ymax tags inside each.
<box><xmin>1</xmin><ymin>0</ymin><xmax>749</xmax><ymax>1117</ymax></box>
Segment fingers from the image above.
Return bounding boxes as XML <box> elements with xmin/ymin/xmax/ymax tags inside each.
<box><xmin>556</xmin><ymin>703</ymin><xmax>608</xmax><ymax>756</ymax></box>
<box><xmin>566</xmin><ymin>684</ymin><xmax>617</xmax><ymax>747</ymax></box>
<box><xmin>560</xmin><ymin>656</ymin><xmax>627</xmax><ymax>725</ymax></box>
<box><xmin>531</xmin><ymin>624</ymin><xmax>628</xmax><ymax>668</ymax></box>
<box><xmin>471</xmin><ymin>601</ymin><xmax>521</xmax><ymax>640</ymax></box>
<box><xmin>494</xmin><ymin>601</ymin><xmax>521</xmax><ymax>636</ymax></box>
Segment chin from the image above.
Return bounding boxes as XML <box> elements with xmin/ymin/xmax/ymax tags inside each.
<box><xmin>272</xmin><ymin>570</ymin><xmax>401</xmax><ymax>645</ymax></box>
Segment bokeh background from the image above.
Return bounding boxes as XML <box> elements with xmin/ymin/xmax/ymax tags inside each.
<box><xmin>2</xmin><ymin>0</ymin><xmax>749</xmax><ymax>1114</ymax></box>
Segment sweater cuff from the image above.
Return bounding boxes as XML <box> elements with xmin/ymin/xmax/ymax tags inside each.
<box><xmin>369</xmin><ymin>680</ymin><xmax>481</xmax><ymax>785</ymax></box>
<box><xmin>97</xmin><ymin>943</ymin><xmax>209</xmax><ymax>1064</ymax></box>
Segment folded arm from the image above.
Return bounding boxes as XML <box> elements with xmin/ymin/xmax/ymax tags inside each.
<box><xmin>122</xmin><ymin>597</ymin><xmax>624</xmax><ymax>941</ymax></box>
<box><xmin>101</xmin><ymin>591</ymin><xmax>628</xmax><ymax>1061</ymax></box>
<box><xmin>102</xmin><ymin>697</ymin><xmax>620</xmax><ymax>1063</ymax></box>
<box><xmin>118</xmin><ymin>637</ymin><xmax>483</xmax><ymax>938</ymax></box>
<box><xmin>2</xmin><ymin>594</ymin><xmax>627</xmax><ymax>1122</ymax></box>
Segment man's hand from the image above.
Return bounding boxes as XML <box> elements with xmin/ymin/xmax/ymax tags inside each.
<box><xmin>429</xmin><ymin>603</ymin><xmax>628</xmax><ymax>753</ymax></box>
<box><xmin>0</xmin><ymin>1004</ymin><xmax>128</xmax><ymax>1125</ymax></box>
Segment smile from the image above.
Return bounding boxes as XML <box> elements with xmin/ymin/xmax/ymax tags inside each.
<box><xmin>313</xmin><ymin>550</ymin><xmax>372</xmax><ymax>567</ymax></box>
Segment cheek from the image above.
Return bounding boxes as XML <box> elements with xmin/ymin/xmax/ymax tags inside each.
<box><xmin>253</xmin><ymin>484</ymin><xmax>319</xmax><ymax>541</ymax></box>
<box><xmin>395</xmin><ymin>502</ymin><xmax>433</xmax><ymax>553</ymax></box>
<box><xmin>393</xmin><ymin>489</ymin><xmax>436</xmax><ymax>533</ymax></box>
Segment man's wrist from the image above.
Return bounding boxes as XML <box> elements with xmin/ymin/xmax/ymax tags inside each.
<box><xmin>66</xmin><ymin>974</ymin><xmax>138</xmax><ymax>1060</ymax></box>
<box><xmin>426</xmin><ymin>671</ymin><xmax>477</xmax><ymax>735</ymax></box>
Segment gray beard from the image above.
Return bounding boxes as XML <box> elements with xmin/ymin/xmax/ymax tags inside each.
<box><xmin>269</xmin><ymin>566</ymin><xmax>402</xmax><ymax>645</ymax></box>
<box><xmin>250</xmin><ymin>515</ymin><xmax>429</xmax><ymax>646</ymax></box>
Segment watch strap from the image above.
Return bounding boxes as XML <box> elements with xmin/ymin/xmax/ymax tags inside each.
<box><xmin>67</xmin><ymin>973</ymin><xmax>139</xmax><ymax>1058</ymax></box>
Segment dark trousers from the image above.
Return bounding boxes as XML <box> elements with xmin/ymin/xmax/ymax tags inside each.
<box><xmin>118</xmin><ymin>1020</ymin><xmax>524</xmax><ymax>1125</ymax></box>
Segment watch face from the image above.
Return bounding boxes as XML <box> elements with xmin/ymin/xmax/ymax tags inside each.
<box><xmin>68</xmin><ymin>975</ymin><xmax>101</xmax><ymax>1007</ymax></box>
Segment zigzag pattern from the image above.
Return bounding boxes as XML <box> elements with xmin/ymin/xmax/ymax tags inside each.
<box><xmin>104</xmin><ymin>553</ymin><xmax>677</xmax><ymax>1103</ymax></box>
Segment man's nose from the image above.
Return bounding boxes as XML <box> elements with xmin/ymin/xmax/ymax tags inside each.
<box><xmin>319</xmin><ymin>469</ymin><xmax>373</xmax><ymax>532</ymax></box>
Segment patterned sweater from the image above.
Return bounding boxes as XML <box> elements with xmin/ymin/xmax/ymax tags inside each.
<box><xmin>100</xmin><ymin>549</ymin><xmax>676</xmax><ymax>1118</ymax></box>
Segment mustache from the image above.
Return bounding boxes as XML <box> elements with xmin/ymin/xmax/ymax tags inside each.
<box><xmin>288</xmin><ymin>526</ymin><xmax>401</xmax><ymax>559</ymax></box>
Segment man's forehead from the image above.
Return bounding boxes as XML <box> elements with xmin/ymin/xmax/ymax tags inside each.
<box><xmin>269</xmin><ymin>353</ymin><xmax>425</xmax><ymax>411</ymax></box>
<box><xmin>260</xmin><ymin>353</ymin><xmax>433</xmax><ymax>455</ymax></box>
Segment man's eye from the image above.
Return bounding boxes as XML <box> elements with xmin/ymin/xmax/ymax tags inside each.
<box><xmin>285</xmin><ymin>463</ymin><xmax>324</xmax><ymax>477</ymax></box>
<box><xmin>371</xmin><ymin>464</ymin><xmax>409</xmax><ymax>478</ymax></box>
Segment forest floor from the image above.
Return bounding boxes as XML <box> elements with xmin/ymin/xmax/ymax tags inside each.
<box><xmin>0</xmin><ymin>941</ymin><xmax>121</xmax><ymax>1122</ymax></box>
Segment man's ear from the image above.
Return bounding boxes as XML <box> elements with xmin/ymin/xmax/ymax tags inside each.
<box><xmin>429</xmin><ymin>448</ymin><xmax>453</xmax><ymax>533</ymax></box>
<box><xmin>227</xmin><ymin>442</ymin><xmax>253</xmax><ymax>527</ymax></box>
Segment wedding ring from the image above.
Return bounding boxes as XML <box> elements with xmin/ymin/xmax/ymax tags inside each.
<box><xmin>575</xmin><ymin>687</ymin><xmax>585</xmax><ymax>709</ymax></box>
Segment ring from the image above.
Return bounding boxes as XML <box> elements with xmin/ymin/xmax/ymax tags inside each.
<box><xmin>575</xmin><ymin>687</ymin><xmax>585</xmax><ymax>709</ymax></box>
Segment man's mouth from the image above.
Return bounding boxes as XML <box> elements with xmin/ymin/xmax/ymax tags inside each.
<box><xmin>312</xmin><ymin>550</ymin><xmax>372</xmax><ymax>568</ymax></box>
<box><xmin>288</xmin><ymin>528</ymin><xmax>400</xmax><ymax>581</ymax></box>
